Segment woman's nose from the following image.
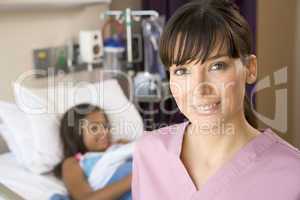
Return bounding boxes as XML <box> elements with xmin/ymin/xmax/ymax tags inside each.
<box><xmin>192</xmin><ymin>69</ymin><xmax>218</xmax><ymax>96</ymax></box>
<box><xmin>190</xmin><ymin>70</ymin><xmax>216</xmax><ymax>96</ymax></box>
<box><xmin>192</xmin><ymin>67</ymin><xmax>205</xmax><ymax>83</ymax></box>
<box><xmin>198</xmin><ymin>83</ymin><xmax>213</xmax><ymax>95</ymax></box>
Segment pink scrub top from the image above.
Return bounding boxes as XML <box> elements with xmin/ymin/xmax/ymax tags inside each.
<box><xmin>132</xmin><ymin>121</ymin><xmax>300</xmax><ymax>200</ymax></box>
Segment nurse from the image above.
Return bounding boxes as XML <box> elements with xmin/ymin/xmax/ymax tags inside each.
<box><xmin>132</xmin><ymin>0</ymin><xmax>300</xmax><ymax>200</ymax></box>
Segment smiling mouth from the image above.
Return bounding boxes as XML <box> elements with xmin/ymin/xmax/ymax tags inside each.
<box><xmin>193</xmin><ymin>101</ymin><xmax>221</xmax><ymax>114</ymax></box>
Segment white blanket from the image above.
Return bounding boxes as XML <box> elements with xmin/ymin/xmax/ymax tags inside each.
<box><xmin>80</xmin><ymin>142</ymin><xmax>134</xmax><ymax>190</ymax></box>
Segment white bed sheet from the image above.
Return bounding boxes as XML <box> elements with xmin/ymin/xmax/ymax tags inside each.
<box><xmin>0</xmin><ymin>152</ymin><xmax>67</xmax><ymax>200</ymax></box>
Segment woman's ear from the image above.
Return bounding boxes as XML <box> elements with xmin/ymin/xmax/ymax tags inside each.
<box><xmin>245</xmin><ymin>55</ymin><xmax>257</xmax><ymax>84</ymax></box>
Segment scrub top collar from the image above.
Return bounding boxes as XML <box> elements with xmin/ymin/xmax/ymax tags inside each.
<box><xmin>169</xmin><ymin>120</ymin><xmax>277</xmax><ymax>198</ymax></box>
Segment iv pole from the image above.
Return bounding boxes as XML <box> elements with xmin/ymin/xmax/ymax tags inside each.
<box><xmin>100</xmin><ymin>9</ymin><xmax>160</xmax><ymax>104</ymax></box>
<box><xmin>101</xmin><ymin>9</ymin><xmax>159</xmax><ymax>69</ymax></box>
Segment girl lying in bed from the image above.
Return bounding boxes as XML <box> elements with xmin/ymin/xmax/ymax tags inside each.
<box><xmin>52</xmin><ymin>103</ymin><xmax>132</xmax><ymax>200</ymax></box>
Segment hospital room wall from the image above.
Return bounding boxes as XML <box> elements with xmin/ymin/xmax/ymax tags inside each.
<box><xmin>1</xmin><ymin>0</ymin><xmax>299</xmax><ymax>148</ymax></box>
<box><xmin>256</xmin><ymin>0</ymin><xmax>299</xmax><ymax>147</ymax></box>
<box><xmin>0</xmin><ymin>0</ymin><xmax>141</xmax><ymax>102</ymax></box>
<box><xmin>110</xmin><ymin>0</ymin><xmax>141</xmax><ymax>10</ymax></box>
<box><xmin>0</xmin><ymin>4</ymin><xmax>109</xmax><ymax>102</ymax></box>
<box><xmin>294</xmin><ymin>1</ymin><xmax>300</xmax><ymax>149</ymax></box>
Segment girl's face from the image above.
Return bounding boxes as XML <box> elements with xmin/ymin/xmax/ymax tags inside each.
<box><xmin>169</xmin><ymin>50</ymin><xmax>256</xmax><ymax>130</ymax></box>
<box><xmin>82</xmin><ymin>111</ymin><xmax>111</xmax><ymax>152</ymax></box>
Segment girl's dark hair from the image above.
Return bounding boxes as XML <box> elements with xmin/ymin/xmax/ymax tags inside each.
<box><xmin>53</xmin><ymin>103</ymin><xmax>108</xmax><ymax>178</ymax></box>
<box><xmin>159</xmin><ymin>0</ymin><xmax>257</xmax><ymax>128</ymax></box>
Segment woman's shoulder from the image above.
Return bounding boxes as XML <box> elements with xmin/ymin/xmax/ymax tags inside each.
<box><xmin>253</xmin><ymin>129</ymin><xmax>300</xmax><ymax>193</ymax></box>
<box><xmin>262</xmin><ymin>128</ymin><xmax>300</xmax><ymax>172</ymax></box>
<box><xmin>137</xmin><ymin>121</ymin><xmax>187</xmax><ymax>142</ymax></box>
<box><xmin>134</xmin><ymin>121</ymin><xmax>188</xmax><ymax>153</ymax></box>
<box><xmin>264</xmin><ymin>128</ymin><xmax>300</xmax><ymax>160</ymax></box>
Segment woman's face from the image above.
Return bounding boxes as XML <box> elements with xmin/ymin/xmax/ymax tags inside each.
<box><xmin>81</xmin><ymin>111</ymin><xmax>111</xmax><ymax>152</ymax></box>
<box><xmin>169</xmin><ymin>50</ymin><xmax>255</xmax><ymax>130</ymax></box>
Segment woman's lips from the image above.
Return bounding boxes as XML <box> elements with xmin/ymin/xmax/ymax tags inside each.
<box><xmin>192</xmin><ymin>101</ymin><xmax>221</xmax><ymax>114</ymax></box>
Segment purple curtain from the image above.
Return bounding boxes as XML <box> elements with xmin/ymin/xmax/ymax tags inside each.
<box><xmin>142</xmin><ymin>0</ymin><xmax>257</xmax><ymax>53</ymax></box>
<box><xmin>142</xmin><ymin>0</ymin><xmax>187</xmax><ymax>21</ymax></box>
<box><xmin>235</xmin><ymin>0</ymin><xmax>257</xmax><ymax>53</ymax></box>
<box><xmin>235</xmin><ymin>0</ymin><xmax>257</xmax><ymax>108</ymax></box>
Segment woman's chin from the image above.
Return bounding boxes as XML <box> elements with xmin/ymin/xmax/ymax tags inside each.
<box><xmin>188</xmin><ymin>113</ymin><xmax>227</xmax><ymax>129</ymax></box>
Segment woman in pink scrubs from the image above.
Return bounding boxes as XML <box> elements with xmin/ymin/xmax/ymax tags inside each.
<box><xmin>132</xmin><ymin>0</ymin><xmax>300</xmax><ymax>200</ymax></box>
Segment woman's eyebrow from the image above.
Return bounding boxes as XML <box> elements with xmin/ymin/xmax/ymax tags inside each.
<box><xmin>206</xmin><ymin>54</ymin><xmax>228</xmax><ymax>62</ymax></box>
<box><xmin>168</xmin><ymin>54</ymin><xmax>228</xmax><ymax>70</ymax></box>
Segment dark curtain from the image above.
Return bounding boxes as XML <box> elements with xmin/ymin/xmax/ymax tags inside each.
<box><xmin>142</xmin><ymin>0</ymin><xmax>257</xmax><ymax>125</ymax></box>
<box><xmin>142</xmin><ymin>0</ymin><xmax>256</xmax><ymax>53</ymax></box>
<box><xmin>142</xmin><ymin>0</ymin><xmax>187</xmax><ymax>21</ymax></box>
<box><xmin>235</xmin><ymin>0</ymin><xmax>257</xmax><ymax>53</ymax></box>
<box><xmin>234</xmin><ymin>0</ymin><xmax>257</xmax><ymax>110</ymax></box>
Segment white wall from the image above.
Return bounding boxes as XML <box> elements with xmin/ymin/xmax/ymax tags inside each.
<box><xmin>0</xmin><ymin>4</ymin><xmax>109</xmax><ymax>101</ymax></box>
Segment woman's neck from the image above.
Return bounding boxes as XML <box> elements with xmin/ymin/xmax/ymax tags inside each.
<box><xmin>183</xmin><ymin>112</ymin><xmax>260</xmax><ymax>168</ymax></box>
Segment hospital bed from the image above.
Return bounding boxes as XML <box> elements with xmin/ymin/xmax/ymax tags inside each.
<box><xmin>0</xmin><ymin>137</ymin><xmax>18</xmax><ymax>199</ymax></box>
<box><xmin>0</xmin><ymin>69</ymin><xmax>135</xmax><ymax>199</ymax></box>
<box><xmin>0</xmin><ymin>151</ymin><xmax>64</xmax><ymax>200</ymax></box>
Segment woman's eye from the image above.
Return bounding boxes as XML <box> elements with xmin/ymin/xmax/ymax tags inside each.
<box><xmin>208</xmin><ymin>62</ymin><xmax>227</xmax><ymax>71</ymax></box>
<box><xmin>173</xmin><ymin>68</ymin><xmax>189</xmax><ymax>76</ymax></box>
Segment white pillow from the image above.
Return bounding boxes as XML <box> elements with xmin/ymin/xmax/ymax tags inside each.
<box><xmin>0</xmin><ymin>101</ymin><xmax>33</xmax><ymax>167</ymax></box>
<box><xmin>0</xmin><ymin>124</ymin><xmax>18</xmax><ymax>156</ymax></box>
<box><xmin>17</xmin><ymin>79</ymin><xmax>144</xmax><ymax>141</ymax></box>
<box><xmin>12</xmin><ymin>84</ymin><xmax>63</xmax><ymax>174</ymax></box>
<box><xmin>13</xmin><ymin>79</ymin><xmax>143</xmax><ymax>174</ymax></box>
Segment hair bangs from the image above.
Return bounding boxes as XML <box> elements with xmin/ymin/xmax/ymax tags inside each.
<box><xmin>159</xmin><ymin>3</ymin><xmax>247</xmax><ymax>68</ymax></box>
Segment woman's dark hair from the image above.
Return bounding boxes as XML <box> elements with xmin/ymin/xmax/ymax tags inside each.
<box><xmin>159</xmin><ymin>0</ymin><xmax>257</xmax><ymax>128</ymax></box>
<box><xmin>53</xmin><ymin>103</ymin><xmax>108</xmax><ymax>178</ymax></box>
